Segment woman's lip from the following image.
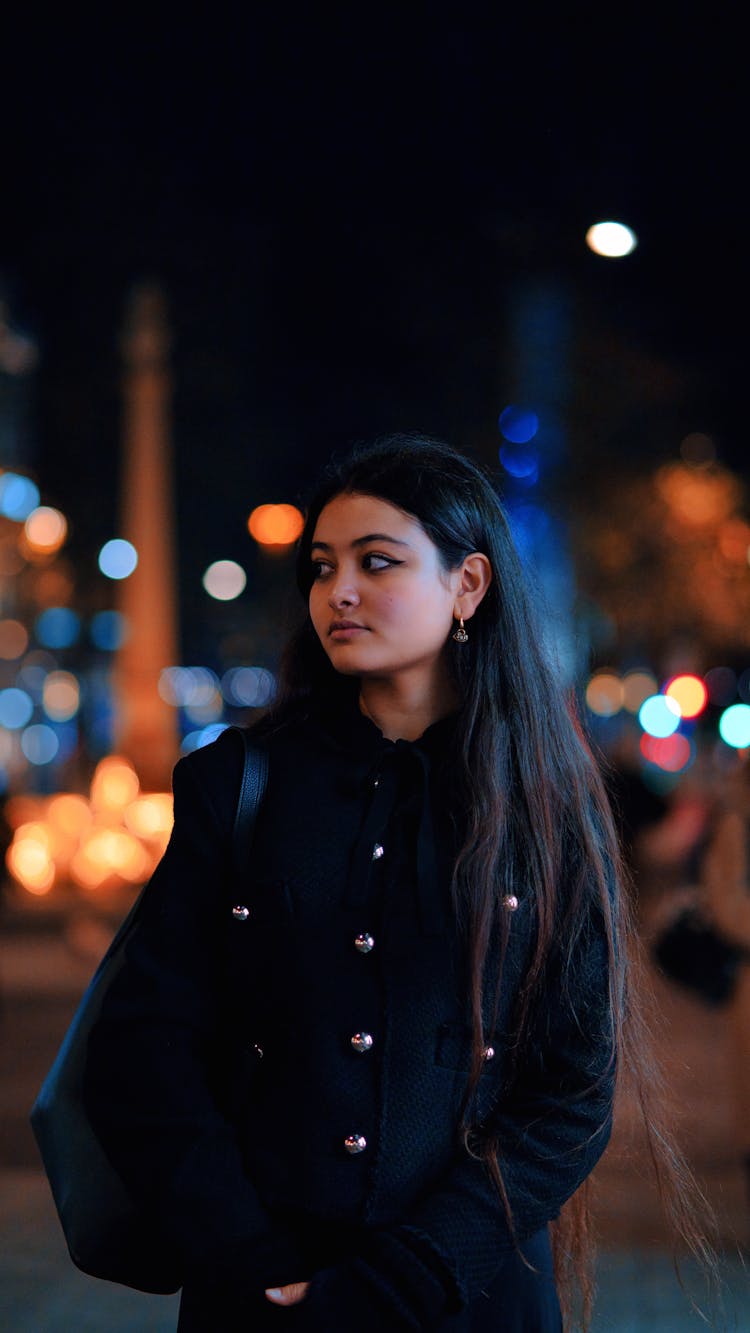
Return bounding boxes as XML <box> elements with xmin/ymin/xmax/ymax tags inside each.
<box><xmin>330</xmin><ymin>625</ymin><xmax>368</xmax><ymax>638</ymax></box>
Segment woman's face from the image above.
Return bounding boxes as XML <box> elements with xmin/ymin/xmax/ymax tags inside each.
<box><xmin>308</xmin><ymin>492</ymin><xmax>462</xmax><ymax>684</ymax></box>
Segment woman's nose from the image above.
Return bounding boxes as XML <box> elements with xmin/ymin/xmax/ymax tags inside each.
<box><xmin>328</xmin><ymin>578</ymin><xmax>360</xmax><ymax>609</ymax></box>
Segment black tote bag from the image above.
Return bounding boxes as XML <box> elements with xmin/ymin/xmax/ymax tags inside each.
<box><xmin>30</xmin><ymin>728</ymin><xmax>268</xmax><ymax>1293</ymax></box>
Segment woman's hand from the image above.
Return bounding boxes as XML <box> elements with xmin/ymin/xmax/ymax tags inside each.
<box><xmin>265</xmin><ymin>1281</ymin><xmax>311</xmax><ymax>1306</ymax></box>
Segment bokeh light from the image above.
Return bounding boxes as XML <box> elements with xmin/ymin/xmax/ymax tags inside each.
<box><xmin>99</xmin><ymin>538</ymin><xmax>138</xmax><ymax>580</ymax></box>
<box><xmin>622</xmin><ymin>670</ymin><xmax>657</xmax><ymax>713</ymax></box>
<box><xmin>48</xmin><ymin>794</ymin><xmax>93</xmax><ymax>839</ymax></box>
<box><xmin>499</xmin><ymin>444</ymin><xmax>539</xmax><ymax>482</ymax></box>
<box><xmin>6</xmin><ymin>831</ymin><xmax>55</xmax><ymax>895</ymax></box>
<box><xmin>24</xmin><ymin>506</ymin><xmax>68</xmax><ymax>554</ymax></box>
<box><xmin>0</xmin><ymin>619</ymin><xmax>29</xmax><ymax>660</ymax></box>
<box><xmin>498</xmin><ymin>406</ymin><xmax>539</xmax><ymax>444</ymax></box>
<box><xmin>704</xmin><ymin>666</ymin><xmax>737</xmax><ymax>707</ymax></box>
<box><xmin>639</xmin><ymin>694</ymin><xmax>681</xmax><ymax>738</ymax></box>
<box><xmin>221</xmin><ymin>666</ymin><xmax>277</xmax><ymax>708</ymax></box>
<box><xmin>585</xmin><ymin>221</ymin><xmax>638</xmax><ymax>258</ymax></box>
<box><xmin>248</xmin><ymin>503</ymin><xmax>305</xmax><ymax>547</ymax></box>
<box><xmin>0</xmin><ymin>687</ymin><xmax>34</xmax><ymax>729</ymax></box>
<box><xmin>90</xmin><ymin>756</ymin><xmax>140</xmax><ymax>812</ymax></box>
<box><xmin>585</xmin><ymin>672</ymin><xmax>624</xmax><ymax>718</ymax></box>
<box><xmin>70</xmin><ymin>828</ymin><xmax>151</xmax><ymax>889</ymax></box>
<box><xmin>123</xmin><ymin>795</ymin><xmax>174</xmax><ymax>842</ymax></box>
<box><xmin>181</xmin><ymin>723</ymin><xmax>229</xmax><ymax>752</ymax></box>
<box><xmin>90</xmin><ymin>610</ymin><xmax>129</xmax><ymax>650</ymax></box>
<box><xmin>35</xmin><ymin>607</ymin><xmax>80</xmax><ymax>649</ymax></box>
<box><xmin>43</xmin><ymin>670</ymin><xmax>81</xmax><ymax>721</ymax></box>
<box><xmin>202</xmin><ymin>560</ymin><xmax>247</xmax><ymax>601</ymax></box>
<box><xmin>718</xmin><ymin>704</ymin><xmax>750</xmax><ymax>749</ymax></box>
<box><xmin>21</xmin><ymin>724</ymin><xmax>60</xmax><ymax>765</ymax></box>
<box><xmin>640</xmin><ymin>733</ymin><xmax>693</xmax><ymax>772</ymax></box>
<box><xmin>159</xmin><ymin>666</ymin><xmax>220</xmax><ymax>707</ymax></box>
<box><xmin>0</xmin><ymin>472</ymin><xmax>41</xmax><ymax>520</ymax></box>
<box><xmin>664</xmin><ymin>674</ymin><xmax>708</xmax><ymax>719</ymax></box>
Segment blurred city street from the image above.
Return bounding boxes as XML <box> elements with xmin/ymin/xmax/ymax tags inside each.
<box><xmin>2</xmin><ymin>883</ymin><xmax>749</xmax><ymax>1331</ymax></box>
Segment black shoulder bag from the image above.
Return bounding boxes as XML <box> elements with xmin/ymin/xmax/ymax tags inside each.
<box><xmin>29</xmin><ymin>728</ymin><xmax>268</xmax><ymax>1293</ymax></box>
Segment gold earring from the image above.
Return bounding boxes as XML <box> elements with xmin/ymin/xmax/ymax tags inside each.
<box><xmin>452</xmin><ymin>613</ymin><xmax>468</xmax><ymax>644</ymax></box>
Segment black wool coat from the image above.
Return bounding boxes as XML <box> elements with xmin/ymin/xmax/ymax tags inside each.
<box><xmin>83</xmin><ymin>689</ymin><xmax>615</xmax><ymax>1331</ymax></box>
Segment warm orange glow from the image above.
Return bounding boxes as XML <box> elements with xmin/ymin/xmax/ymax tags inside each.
<box><xmin>717</xmin><ymin>518</ymin><xmax>750</xmax><ymax>565</ymax></box>
<box><xmin>622</xmin><ymin>670</ymin><xmax>657</xmax><ymax>713</ymax></box>
<box><xmin>91</xmin><ymin>757</ymin><xmax>140</xmax><ymax>812</ymax></box>
<box><xmin>43</xmin><ymin>671</ymin><xmax>80</xmax><ymax>721</ymax></box>
<box><xmin>24</xmin><ymin>506</ymin><xmax>68</xmax><ymax>554</ymax></box>
<box><xmin>248</xmin><ymin>503</ymin><xmax>304</xmax><ymax>547</ymax></box>
<box><xmin>6</xmin><ymin>838</ymin><xmax>55</xmax><ymax>894</ymax></box>
<box><xmin>585</xmin><ymin>672</ymin><xmax>623</xmax><ymax>717</ymax></box>
<box><xmin>124</xmin><ymin>794</ymin><xmax>174</xmax><ymax>841</ymax></box>
<box><xmin>48</xmin><ymin>794</ymin><xmax>93</xmax><ymax>837</ymax></box>
<box><xmin>5</xmin><ymin>765</ymin><xmax>172</xmax><ymax>896</ymax></box>
<box><xmin>0</xmin><ymin>619</ymin><xmax>29</xmax><ymax>659</ymax></box>
<box><xmin>665</xmin><ymin>674</ymin><xmax>708</xmax><ymax>719</ymax></box>
<box><xmin>71</xmin><ymin>828</ymin><xmax>151</xmax><ymax>889</ymax></box>
<box><xmin>655</xmin><ymin>463</ymin><xmax>738</xmax><ymax>527</ymax></box>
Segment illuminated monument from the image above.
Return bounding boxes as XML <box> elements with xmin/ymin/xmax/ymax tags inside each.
<box><xmin>111</xmin><ymin>285</ymin><xmax>179</xmax><ymax>790</ymax></box>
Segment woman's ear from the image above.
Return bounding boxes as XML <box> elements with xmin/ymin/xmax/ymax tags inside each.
<box><xmin>454</xmin><ymin>553</ymin><xmax>492</xmax><ymax>621</ymax></box>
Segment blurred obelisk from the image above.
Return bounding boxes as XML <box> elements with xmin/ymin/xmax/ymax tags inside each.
<box><xmin>111</xmin><ymin>284</ymin><xmax>180</xmax><ymax>789</ymax></box>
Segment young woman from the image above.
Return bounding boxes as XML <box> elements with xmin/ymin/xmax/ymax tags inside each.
<box><xmin>82</xmin><ymin>435</ymin><xmax>692</xmax><ymax>1330</ymax></box>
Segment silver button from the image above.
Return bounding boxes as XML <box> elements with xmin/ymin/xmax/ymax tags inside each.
<box><xmin>344</xmin><ymin>1133</ymin><xmax>367</xmax><ymax>1154</ymax></box>
<box><xmin>350</xmin><ymin>1032</ymin><xmax>374</xmax><ymax>1054</ymax></box>
<box><xmin>232</xmin><ymin>905</ymin><xmax>250</xmax><ymax>921</ymax></box>
<box><xmin>372</xmin><ymin>843</ymin><xmax>384</xmax><ymax>860</ymax></box>
<box><xmin>483</xmin><ymin>1045</ymin><xmax>495</xmax><ymax>1061</ymax></box>
<box><xmin>502</xmin><ymin>894</ymin><xmax>519</xmax><ymax>912</ymax></box>
<box><xmin>354</xmin><ymin>933</ymin><xmax>375</xmax><ymax>953</ymax></box>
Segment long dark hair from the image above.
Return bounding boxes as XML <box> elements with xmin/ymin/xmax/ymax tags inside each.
<box><xmin>263</xmin><ymin>433</ymin><xmax>717</xmax><ymax>1328</ymax></box>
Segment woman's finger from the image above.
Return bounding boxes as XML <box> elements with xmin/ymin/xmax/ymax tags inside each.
<box><xmin>265</xmin><ymin>1280</ymin><xmax>311</xmax><ymax>1305</ymax></box>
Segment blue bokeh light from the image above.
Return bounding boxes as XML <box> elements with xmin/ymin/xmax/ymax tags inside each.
<box><xmin>499</xmin><ymin>444</ymin><xmax>539</xmax><ymax>482</ymax></box>
<box><xmin>22</xmin><ymin>724</ymin><xmax>60</xmax><ymax>765</ymax></box>
<box><xmin>99</xmin><ymin>539</ymin><xmax>138</xmax><ymax>580</ymax></box>
<box><xmin>35</xmin><ymin>607</ymin><xmax>81</xmax><ymax>649</ymax></box>
<box><xmin>0</xmin><ymin>473</ymin><xmax>41</xmax><ymax>521</ymax></box>
<box><xmin>181</xmin><ymin>723</ymin><xmax>230</xmax><ymax>753</ymax></box>
<box><xmin>639</xmin><ymin>694</ymin><xmax>681</xmax><ymax>738</ymax></box>
<box><xmin>498</xmin><ymin>406</ymin><xmax>539</xmax><ymax>445</ymax></box>
<box><xmin>718</xmin><ymin>703</ymin><xmax>750</xmax><ymax>749</ymax></box>
<box><xmin>90</xmin><ymin>610</ymin><xmax>129</xmax><ymax>650</ymax></box>
<box><xmin>0</xmin><ymin>688</ymin><xmax>34</xmax><ymax>729</ymax></box>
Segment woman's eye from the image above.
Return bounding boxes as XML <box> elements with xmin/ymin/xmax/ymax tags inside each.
<box><xmin>362</xmin><ymin>553</ymin><xmax>399</xmax><ymax>571</ymax></box>
<box><xmin>310</xmin><ymin>553</ymin><xmax>400</xmax><ymax>580</ymax></box>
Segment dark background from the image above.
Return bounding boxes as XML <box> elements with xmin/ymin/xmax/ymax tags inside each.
<box><xmin>2</xmin><ymin>10</ymin><xmax>746</xmax><ymax>658</ymax></box>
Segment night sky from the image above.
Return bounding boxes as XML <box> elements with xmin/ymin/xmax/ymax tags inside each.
<box><xmin>2</xmin><ymin>11</ymin><xmax>746</xmax><ymax>658</ymax></box>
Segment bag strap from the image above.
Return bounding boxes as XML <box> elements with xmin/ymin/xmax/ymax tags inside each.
<box><xmin>230</xmin><ymin>727</ymin><xmax>269</xmax><ymax>878</ymax></box>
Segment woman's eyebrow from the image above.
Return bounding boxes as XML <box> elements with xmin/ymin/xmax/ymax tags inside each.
<box><xmin>310</xmin><ymin>532</ymin><xmax>411</xmax><ymax>551</ymax></box>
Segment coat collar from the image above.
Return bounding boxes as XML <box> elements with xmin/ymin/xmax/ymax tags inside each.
<box><xmin>308</xmin><ymin>679</ymin><xmax>462</xmax><ymax>764</ymax></box>
<box><xmin>307</xmin><ymin>683</ymin><xmax>461</xmax><ymax>935</ymax></box>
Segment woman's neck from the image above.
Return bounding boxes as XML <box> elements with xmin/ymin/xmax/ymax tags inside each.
<box><xmin>358</xmin><ymin>673</ymin><xmax>460</xmax><ymax>742</ymax></box>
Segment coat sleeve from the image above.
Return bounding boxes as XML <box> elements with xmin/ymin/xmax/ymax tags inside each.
<box><xmin>82</xmin><ymin>734</ymin><xmax>306</xmax><ymax>1290</ymax></box>
<box><xmin>307</xmin><ymin>879</ymin><xmax>617</xmax><ymax>1329</ymax></box>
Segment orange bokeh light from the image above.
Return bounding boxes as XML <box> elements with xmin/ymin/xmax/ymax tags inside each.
<box><xmin>248</xmin><ymin>503</ymin><xmax>304</xmax><ymax>547</ymax></box>
<box><xmin>24</xmin><ymin>506</ymin><xmax>68</xmax><ymax>554</ymax></box>
<box><xmin>664</xmin><ymin>674</ymin><xmax>708</xmax><ymax>719</ymax></box>
<box><xmin>90</xmin><ymin>757</ymin><xmax>140</xmax><ymax>812</ymax></box>
<box><xmin>0</xmin><ymin>619</ymin><xmax>29</xmax><ymax>659</ymax></box>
